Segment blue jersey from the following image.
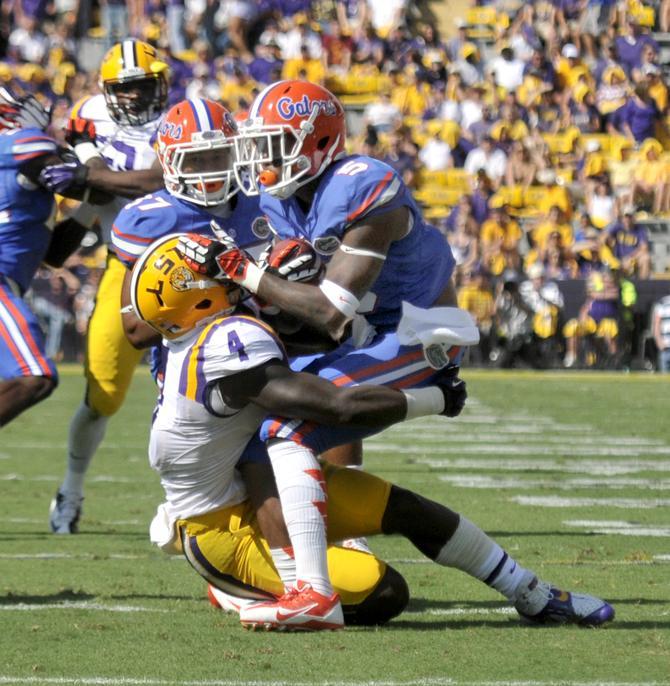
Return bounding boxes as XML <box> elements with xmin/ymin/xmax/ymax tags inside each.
<box><xmin>111</xmin><ymin>189</ymin><xmax>268</xmax><ymax>268</ymax></box>
<box><xmin>0</xmin><ymin>128</ymin><xmax>58</xmax><ymax>293</ymax></box>
<box><xmin>259</xmin><ymin>155</ymin><xmax>455</xmax><ymax>330</ymax></box>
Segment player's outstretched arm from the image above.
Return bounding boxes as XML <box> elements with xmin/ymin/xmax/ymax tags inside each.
<box><xmin>83</xmin><ymin>158</ymin><xmax>164</xmax><ymax>199</ymax></box>
<box><xmin>215</xmin><ymin>357</ymin><xmax>466</xmax><ymax>427</ymax></box>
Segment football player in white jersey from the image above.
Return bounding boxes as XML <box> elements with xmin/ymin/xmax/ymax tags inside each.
<box><xmin>131</xmin><ymin>234</ymin><xmax>615</xmax><ymax>632</ymax></box>
<box><xmin>48</xmin><ymin>39</ymin><xmax>169</xmax><ymax>534</ymax></box>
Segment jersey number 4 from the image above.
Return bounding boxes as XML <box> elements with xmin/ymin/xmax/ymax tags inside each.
<box><xmin>227</xmin><ymin>330</ymin><xmax>248</xmax><ymax>361</ymax></box>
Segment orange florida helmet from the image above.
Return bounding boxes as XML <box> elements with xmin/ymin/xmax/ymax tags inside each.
<box><xmin>234</xmin><ymin>80</ymin><xmax>346</xmax><ymax>199</ymax></box>
<box><xmin>156</xmin><ymin>98</ymin><xmax>239</xmax><ymax>207</ymax></box>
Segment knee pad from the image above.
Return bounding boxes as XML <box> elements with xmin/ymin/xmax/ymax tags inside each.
<box><xmin>342</xmin><ymin>565</ymin><xmax>409</xmax><ymax>626</ymax></box>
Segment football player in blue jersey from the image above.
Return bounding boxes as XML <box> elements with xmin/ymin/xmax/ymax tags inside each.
<box><xmin>0</xmin><ymin>87</ymin><xmax>113</xmax><ymax>427</ymax></box>
<box><xmin>177</xmin><ymin>80</ymin><xmax>469</xmax><ymax>602</ymax></box>
<box><xmin>112</xmin><ymin>97</ymin><xmax>268</xmax><ymax>355</ymax></box>
<box><xmin>180</xmin><ymin>80</ymin><xmax>463</xmax><ymax>457</ymax></box>
<box><xmin>129</xmin><ymin>235</ymin><xmax>615</xmax><ymax>632</ymax></box>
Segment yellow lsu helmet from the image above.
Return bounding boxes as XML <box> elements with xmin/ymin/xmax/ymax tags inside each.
<box><xmin>99</xmin><ymin>38</ymin><xmax>169</xmax><ymax>126</ymax></box>
<box><xmin>130</xmin><ymin>234</ymin><xmax>239</xmax><ymax>340</ymax></box>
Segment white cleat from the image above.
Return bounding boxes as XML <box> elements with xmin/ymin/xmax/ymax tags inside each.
<box><xmin>49</xmin><ymin>491</ymin><xmax>83</xmax><ymax>534</ymax></box>
<box><xmin>207</xmin><ymin>584</ymin><xmax>266</xmax><ymax>614</ymax></box>
<box><xmin>239</xmin><ymin>580</ymin><xmax>344</xmax><ymax>632</ymax></box>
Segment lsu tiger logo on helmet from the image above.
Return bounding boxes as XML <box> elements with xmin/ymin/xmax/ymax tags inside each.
<box><xmin>130</xmin><ymin>233</ymin><xmax>238</xmax><ymax>339</ymax></box>
<box><xmin>156</xmin><ymin>99</ymin><xmax>239</xmax><ymax>207</ymax></box>
<box><xmin>233</xmin><ymin>80</ymin><xmax>346</xmax><ymax>199</ymax></box>
<box><xmin>99</xmin><ymin>39</ymin><xmax>169</xmax><ymax>126</ymax></box>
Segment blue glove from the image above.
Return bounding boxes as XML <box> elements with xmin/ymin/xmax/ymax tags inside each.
<box><xmin>38</xmin><ymin>160</ymin><xmax>89</xmax><ymax>194</ymax></box>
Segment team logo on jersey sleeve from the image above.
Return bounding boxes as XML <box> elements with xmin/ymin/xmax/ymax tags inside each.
<box><xmin>313</xmin><ymin>235</ymin><xmax>340</xmax><ymax>255</ymax></box>
<box><xmin>251</xmin><ymin>216</ymin><xmax>274</xmax><ymax>239</ymax></box>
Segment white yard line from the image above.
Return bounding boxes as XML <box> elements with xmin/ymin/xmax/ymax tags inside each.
<box><xmin>418</xmin><ymin>458</ymin><xmax>670</xmax><ymax>475</ymax></box>
<box><xmin>0</xmin><ymin>602</ymin><xmax>168</xmax><ymax>613</ymax></box>
<box><xmin>563</xmin><ymin>520</ymin><xmax>670</xmax><ymax>537</ymax></box>
<box><xmin>2</xmin><ymin>679</ymin><xmax>669</xmax><ymax>686</ymax></box>
<box><xmin>0</xmin><ymin>679</ymin><xmax>668</xmax><ymax>686</ymax></box>
<box><xmin>404</xmin><ymin>607</ymin><xmax>516</xmax><ymax>617</ymax></box>
<box><xmin>0</xmin><ymin>553</ymin><xmax>146</xmax><ymax>559</ymax></box>
<box><xmin>1</xmin><ymin>475</ymin><xmax>151</xmax><ymax>483</ymax></box>
<box><xmin>382</xmin><ymin>433</ymin><xmax>666</xmax><ymax>446</ymax></box>
<box><xmin>439</xmin><ymin>475</ymin><xmax>670</xmax><ymax>490</ymax></box>
<box><xmin>512</xmin><ymin>496</ymin><xmax>670</xmax><ymax>509</ymax></box>
<box><xmin>369</xmin><ymin>444</ymin><xmax>670</xmax><ymax>456</ymax></box>
<box><xmin>386</xmin><ymin>558</ymin><xmax>670</xmax><ymax>566</ymax></box>
<box><xmin>7</xmin><ymin>518</ymin><xmax>142</xmax><ymax>526</ymax></box>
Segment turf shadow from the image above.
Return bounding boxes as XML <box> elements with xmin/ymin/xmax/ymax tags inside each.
<box><xmin>408</xmin><ymin>598</ymin><xmax>508</xmax><ymax>611</ymax></box>
<box><xmin>107</xmin><ymin>592</ymin><xmax>197</xmax><ymax>602</ymax></box>
<box><xmin>0</xmin><ymin>589</ymin><xmax>94</xmax><ymax>605</ymax></box>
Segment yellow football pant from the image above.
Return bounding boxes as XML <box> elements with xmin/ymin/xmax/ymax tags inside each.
<box><xmin>179</xmin><ymin>463</ymin><xmax>393</xmax><ymax>605</ymax></box>
<box><xmin>85</xmin><ymin>253</ymin><xmax>144</xmax><ymax>416</ymax></box>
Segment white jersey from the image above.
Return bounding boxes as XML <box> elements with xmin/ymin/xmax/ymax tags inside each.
<box><xmin>150</xmin><ymin>314</ymin><xmax>286</xmax><ymax>522</ymax></box>
<box><xmin>73</xmin><ymin>94</ymin><xmax>160</xmax><ymax>243</ymax></box>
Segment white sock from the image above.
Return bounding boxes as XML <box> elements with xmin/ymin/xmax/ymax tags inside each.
<box><xmin>266</xmin><ymin>439</ymin><xmax>333</xmax><ymax>597</ymax></box>
<box><xmin>434</xmin><ymin>516</ymin><xmax>532</xmax><ymax>600</ymax></box>
<box><xmin>270</xmin><ymin>546</ymin><xmax>297</xmax><ymax>591</ymax></box>
<box><xmin>61</xmin><ymin>402</ymin><xmax>108</xmax><ymax>497</ymax></box>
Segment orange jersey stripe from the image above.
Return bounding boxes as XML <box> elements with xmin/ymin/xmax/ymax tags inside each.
<box><xmin>346</xmin><ymin>171</ymin><xmax>394</xmax><ymax>223</ymax></box>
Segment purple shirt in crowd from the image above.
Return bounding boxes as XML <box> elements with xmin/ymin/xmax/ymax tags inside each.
<box><xmin>615</xmin><ymin>34</ymin><xmax>659</xmax><ymax>75</ymax></box>
<box><xmin>607</xmin><ymin>221</ymin><xmax>649</xmax><ymax>259</ymax></box>
<box><xmin>614</xmin><ymin>97</ymin><xmax>658</xmax><ymax>142</ymax></box>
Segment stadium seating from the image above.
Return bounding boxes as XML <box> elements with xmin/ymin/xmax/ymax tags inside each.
<box><xmin>464</xmin><ymin>7</ymin><xmax>509</xmax><ymax>42</ymax></box>
<box><xmin>414</xmin><ymin>186</ymin><xmax>463</xmax><ymax>207</ymax></box>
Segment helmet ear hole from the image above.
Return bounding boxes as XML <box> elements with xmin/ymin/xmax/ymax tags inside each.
<box><xmin>316</xmin><ymin>136</ymin><xmax>329</xmax><ymax>150</ymax></box>
<box><xmin>195</xmin><ymin>299</ymin><xmax>212</xmax><ymax>310</ymax></box>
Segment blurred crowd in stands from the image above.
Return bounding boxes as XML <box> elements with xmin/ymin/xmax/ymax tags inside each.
<box><xmin>1</xmin><ymin>0</ymin><xmax>669</xmax><ymax>369</ymax></box>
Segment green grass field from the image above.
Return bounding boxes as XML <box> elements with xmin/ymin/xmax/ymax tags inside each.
<box><xmin>1</xmin><ymin>368</ymin><xmax>669</xmax><ymax>686</ymax></box>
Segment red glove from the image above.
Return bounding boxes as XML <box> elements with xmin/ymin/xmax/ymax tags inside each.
<box><xmin>258</xmin><ymin>237</ymin><xmax>323</xmax><ymax>283</ymax></box>
<box><xmin>64</xmin><ymin>116</ymin><xmax>96</xmax><ymax>148</ymax></box>
<box><xmin>177</xmin><ymin>233</ymin><xmax>264</xmax><ymax>292</ymax></box>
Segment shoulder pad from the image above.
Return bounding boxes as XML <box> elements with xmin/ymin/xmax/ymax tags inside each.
<box><xmin>72</xmin><ymin>94</ymin><xmax>109</xmax><ymax>122</ymax></box>
<box><xmin>316</xmin><ymin>156</ymin><xmax>404</xmax><ymax>226</ymax></box>
<box><xmin>112</xmin><ymin>194</ymin><xmax>180</xmax><ymax>267</ymax></box>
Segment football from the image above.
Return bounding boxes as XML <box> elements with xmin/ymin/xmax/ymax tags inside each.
<box><xmin>263</xmin><ymin>237</ymin><xmax>324</xmax><ymax>284</ymax></box>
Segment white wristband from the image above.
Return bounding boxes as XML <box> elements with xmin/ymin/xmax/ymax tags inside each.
<box><xmin>74</xmin><ymin>142</ymin><xmax>102</xmax><ymax>164</ymax></box>
<box><xmin>237</xmin><ymin>262</ymin><xmax>264</xmax><ymax>293</ymax></box>
<box><xmin>402</xmin><ymin>387</ymin><xmax>445</xmax><ymax>420</ymax></box>
<box><xmin>319</xmin><ymin>279</ymin><xmax>360</xmax><ymax>319</ymax></box>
